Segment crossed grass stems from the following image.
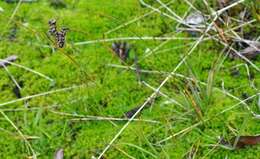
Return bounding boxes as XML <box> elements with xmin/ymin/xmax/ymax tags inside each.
<box><xmin>0</xmin><ymin>0</ymin><xmax>259</xmax><ymax>158</ymax></box>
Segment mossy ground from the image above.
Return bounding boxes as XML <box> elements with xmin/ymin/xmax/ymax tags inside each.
<box><xmin>0</xmin><ymin>0</ymin><xmax>259</xmax><ymax>158</ymax></box>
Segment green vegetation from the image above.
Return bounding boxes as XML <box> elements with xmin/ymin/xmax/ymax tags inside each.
<box><xmin>0</xmin><ymin>0</ymin><xmax>259</xmax><ymax>158</ymax></box>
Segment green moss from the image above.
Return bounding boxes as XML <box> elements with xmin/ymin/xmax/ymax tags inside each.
<box><xmin>0</xmin><ymin>0</ymin><xmax>259</xmax><ymax>158</ymax></box>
